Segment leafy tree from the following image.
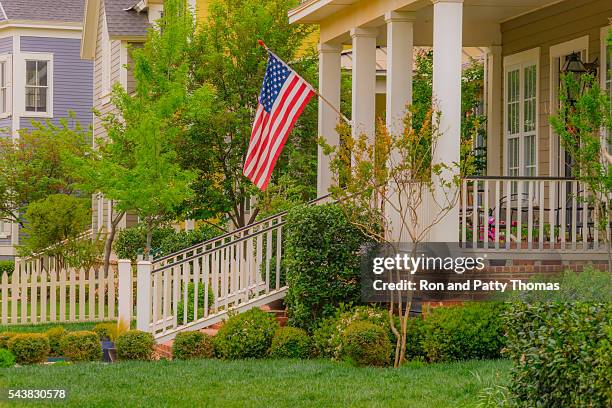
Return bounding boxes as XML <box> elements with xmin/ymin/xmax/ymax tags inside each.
<box><xmin>20</xmin><ymin>194</ymin><xmax>102</xmax><ymax>268</ymax></box>
<box><xmin>72</xmin><ymin>0</ymin><xmax>206</xmax><ymax>263</ymax></box>
<box><xmin>176</xmin><ymin>0</ymin><xmax>316</xmax><ymax>228</ymax></box>
<box><xmin>0</xmin><ymin>116</ymin><xmax>90</xmax><ymax>225</ymax></box>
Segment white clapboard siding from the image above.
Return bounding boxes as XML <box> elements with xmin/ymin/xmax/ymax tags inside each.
<box><xmin>0</xmin><ymin>261</ymin><xmax>121</xmax><ymax>326</ymax></box>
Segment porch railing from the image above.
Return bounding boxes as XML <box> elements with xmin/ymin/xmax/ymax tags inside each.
<box><xmin>460</xmin><ymin>176</ymin><xmax>610</xmax><ymax>255</ymax></box>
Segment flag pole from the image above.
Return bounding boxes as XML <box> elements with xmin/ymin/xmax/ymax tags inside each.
<box><xmin>257</xmin><ymin>40</ymin><xmax>351</xmax><ymax>125</ymax></box>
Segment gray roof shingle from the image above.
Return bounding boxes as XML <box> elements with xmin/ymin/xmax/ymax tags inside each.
<box><xmin>0</xmin><ymin>0</ymin><xmax>85</xmax><ymax>22</ymax></box>
<box><xmin>105</xmin><ymin>0</ymin><xmax>150</xmax><ymax>38</ymax></box>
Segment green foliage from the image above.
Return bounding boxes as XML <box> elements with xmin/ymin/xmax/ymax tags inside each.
<box><xmin>113</xmin><ymin>224</ymin><xmax>175</xmax><ymax>261</ymax></box>
<box><xmin>116</xmin><ymin>330</ymin><xmax>155</xmax><ymax>361</ymax></box>
<box><xmin>0</xmin><ymin>115</ymin><xmax>90</xmax><ymax>224</ymax></box>
<box><xmin>312</xmin><ymin>305</ymin><xmax>394</xmax><ymax>360</ymax></box>
<box><xmin>268</xmin><ymin>327</ymin><xmax>311</xmax><ymax>359</ymax></box>
<box><xmin>7</xmin><ymin>333</ymin><xmax>50</xmax><ymax>365</ymax></box>
<box><xmin>214</xmin><ymin>308</ymin><xmax>278</xmax><ymax>359</ymax></box>
<box><xmin>284</xmin><ymin>204</ymin><xmax>370</xmax><ymax>331</ymax></box>
<box><xmin>45</xmin><ymin>327</ymin><xmax>66</xmax><ymax>357</ymax></box>
<box><xmin>176</xmin><ymin>282</ymin><xmax>215</xmax><ymax>325</ymax></box>
<box><xmin>0</xmin><ymin>260</ymin><xmax>14</xmax><ymax>276</ymax></box>
<box><xmin>0</xmin><ymin>332</ymin><xmax>15</xmax><ymax>349</ymax></box>
<box><xmin>0</xmin><ymin>348</ymin><xmax>15</xmax><ymax>368</ymax></box>
<box><xmin>422</xmin><ymin>302</ymin><xmax>505</xmax><ymax>363</ymax></box>
<box><xmin>20</xmin><ymin>194</ymin><xmax>101</xmax><ymax>268</ymax></box>
<box><xmin>176</xmin><ymin>0</ymin><xmax>316</xmax><ymax>228</ymax></box>
<box><xmin>504</xmin><ymin>301</ymin><xmax>611</xmax><ymax>407</ymax></box>
<box><xmin>549</xmin><ymin>72</ymin><xmax>612</xmax><ymax>241</ymax></box>
<box><xmin>341</xmin><ymin>321</ymin><xmax>391</xmax><ymax>367</ymax></box>
<box><xmin>60</xmin><ymin>331</ymin><xmax>102</xmax><ymax>362</ymax></box>
<box><xmin>172</xmin><ymin>331</ymin><xmax>215</xmax><ymax>360</ymax></box>
<box><xmin>92</xmin><ymin>323</ymin><xmax>113</xmax><ymax>341</ymax></box>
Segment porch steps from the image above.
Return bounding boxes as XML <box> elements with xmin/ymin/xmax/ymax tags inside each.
<box><xmin>154</xmin><ymin>305</ymin><xmax>287</xmax><ymax>360</ymax></box>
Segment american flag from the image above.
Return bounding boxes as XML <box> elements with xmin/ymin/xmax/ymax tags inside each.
<box><xmin>243</xmin><ymin>52</ymin><xmax>314</xmax><ymax>190</ymax></box>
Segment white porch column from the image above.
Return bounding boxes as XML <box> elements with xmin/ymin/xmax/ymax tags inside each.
<box><xmin>486</xmin><ymin>45</ymin><xmax>502</xmax><ymax>176</ymax></box>
<box><xmin>317</xmin><ymin>42</ymin><xmax>343</xmax><ymax>197</ymax></box>
<box><xmin>384</xmin><ymin>11</ymin><xmax>415</xmax><ymax>135</ymax></box>
<box><xmin>350</xmin><ymin>27</ymin><xmax>378</xmax><ymax>142</ymax></box>
<box><xmin>430</xmin><ymin>0</ymin><xmax>463</xmax><ymax>242</ymax></box>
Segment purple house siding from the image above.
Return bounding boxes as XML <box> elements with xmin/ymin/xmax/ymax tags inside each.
<box><xmin>19</xmin><ymin>36</ymin><xmax>93</xmax><ymax>130</ymax></box>
<box><xmin>0</xmin><ymin>117</ymin><xmax>10</xmax><ymax>137</ymax></box>
<box><xmin>0</xmin><ymin>37</ymin><xmax>11</xmax><ymax>54</ymax></box>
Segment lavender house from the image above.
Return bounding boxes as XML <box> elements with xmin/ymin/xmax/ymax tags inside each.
<box><xmin>0</xmin><ymin>0</ymin><xmax>93</xmax><ymax>259</ymax></box>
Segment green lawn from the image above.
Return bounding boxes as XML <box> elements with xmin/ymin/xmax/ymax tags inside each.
<box><xmin>0</xmin><ymin>321</ymin><xmax>109</xmax><ymax>333</ymax></box>
<box><xmin>0</xmin><ymin>358</ymin><xmax>510</xmax><ymax>407</ymax></box>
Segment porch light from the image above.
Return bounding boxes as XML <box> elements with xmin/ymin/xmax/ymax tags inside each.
<box><xmin>560</xmin><ymin>52</ymin><xmax>587</xmax><ymax>75</ymax></box>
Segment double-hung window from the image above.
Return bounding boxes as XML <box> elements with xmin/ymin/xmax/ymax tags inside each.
<box><xmin>504</xmin><ymin>48</ymin><xmax>539</xmax><ymax>179</ymax></box>
<box><xmin>25</xmin><ymin>60</ymin><xmax>49</xmax><ymax>113</ymax></box>
<box><xmin>0</xmin><ymin>54</ymin><xmax>11</xmax><ymax>116</ymax></box>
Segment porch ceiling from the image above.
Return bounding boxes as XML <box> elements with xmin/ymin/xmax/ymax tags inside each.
<box><xmin>289</xmin><ymin>0</ymin><xmax>567</xmax><ymax>46</ymax></box>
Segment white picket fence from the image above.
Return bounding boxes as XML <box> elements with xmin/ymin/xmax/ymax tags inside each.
<box><xmin>0</xmin><ymin>257</ymin><xmax>135</xmax><ymax>326</ymax></box>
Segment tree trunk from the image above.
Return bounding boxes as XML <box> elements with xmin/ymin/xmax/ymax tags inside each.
<box><xmin>103</xmin><ymin>210</ymin><xmax>126</xmax><ymax>276</ymax></box>
<box><xmin>145</xmin><ymin>221</ymin><xmax>153</xmax><ymax>261</ymax></box>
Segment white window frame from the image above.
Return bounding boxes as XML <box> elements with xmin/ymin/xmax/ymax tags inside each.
<box><xmin>100</xmin><ymin>15</ymin><xmax>112</xmax><ymax>101</ymax></box>
<box><xmin>548</xmin><ymin>36</ymin><xmax>589</xmax><ymax>177</ymax></box>
<box><xmin>17</xmin><ymin>52</ymin><xmax>53</xmax><ymax>118</ymax></box>
<box><xmin>503</xmin><ymin>47</ymin><xmax>540</xmax><ymax>178</ymax></box>
<box><xmin>0</xmin><ymin>54</ymin><xmax>12</xmax><ymax>118</ymax></box>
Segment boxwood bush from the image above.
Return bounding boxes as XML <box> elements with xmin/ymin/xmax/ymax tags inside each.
<box><xmin>60</xmin><ymin>331</ymin><xmax>102</xmax><ymax>362</ymax></box>
<box><xmin>172</xmin><ymin>331</ymin><xmax>214</xmax><ymax>360</ymax></box>
<box><xmin>45</xmin><ymin>327</ymin><xmax>66</xmax><ymax>357</ymax></box>
<box><xmin>269</xmin><ymin>327</ymin><xmax>311</xmax><ymax>359</ymax></box>
<box><xmin>0</xmin><ymin>348</ymin><xmax>15</xmax><ymax>367</ymax></box>
<box><xmin>8</xmin><ymin>333</ymin><xmax>50</xmax><ymax>365</ymax></box>
<box><xmin>504</xmin><ymin>301</ymin><xmax>610</xmax><ymax>407</ymax></box>
<box><xmin>0</xmin><ymin>260</ymin><xmax>14</xmax><ymax>277</ymax></box>
<box><xmin>341</xmin><ymin>321</ymin><xmax>391</xmax><ymax>367</ymax></box>
<box><xmin>312</xmin><ymin>306</ymin><xmax>395</xmax><ymax>360</ymax></box>
<box><xmin>284</xmin><ymin>204</ymin><xmax>370</xmax><ymax>331</ymax></box>
<box><xmin>421</xmin><ymin>302</ymin><xmax>505</xmax><ymax>362</ymax></box>
<box><xmin>92</xmin><ymin>323</ymin><xmax>113</xmax><ymax>341</ymax></box>
<box><xmin>0</xmin><ymin>332</ymin><xmax>16</xmax><ymax>349</ymax></box>
<box><xmin>116</xmin><ymin>330</ymin><xmax>155</xmax><ymax>361</ymax></box>
<box><xmin>214</xmin><ymin>308</ymin><xmax>278</xmax><ymax>359</ymax></box>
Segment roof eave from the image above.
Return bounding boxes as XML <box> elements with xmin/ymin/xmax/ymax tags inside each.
<box><xmin>81</xmin><ymin>0</ymin><xmax>100</xmax><ymax>60</ymax></box>
<box><xmin>288</xmin><ymin>0</ymin><xmax>332</xmax><ymax>24</ymax></box>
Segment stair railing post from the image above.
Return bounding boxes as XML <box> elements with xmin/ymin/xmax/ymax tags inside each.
<box><xmin>136</xmin><ymin>261</ymin><xmax>152</xmax><ymax>333</ymax></box>
<box><xmin>117</xmin><ymin>259</ymin><xmax>133</xmax><ymax>328</ymax></box>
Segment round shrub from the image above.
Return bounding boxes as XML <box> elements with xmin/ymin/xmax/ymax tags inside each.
<box><xmin>172</xmin><ymin>331</ymin><xmax>214</xmax><ymax>360</ymax></box>
<box><xmin>284</xmin><ymin>204</ymin><xmax>371</xmax><ymax>331</ymax></box>
<box><xmin>269</xmin><ymin>327</ymin><xmax>311</xmax><ymax>359</ymax></box>
<box><xmin>341</xmin><ymin>321</ymin><xmax>391</xmax><ymax>367</ymax></box>
<box><xmin>93</xmin><ymin>323</ymin><xmax>114</xmax><ymax>341</ymax></box>
<box><xmin>45</xmin><ymin>327</ymin><xmax>66</xmax><ymax>357</ymax></box>
<box><xmin>8</xmin><ymin>333</ymin><xmax>50</xmax><ymax>365</ymax></box>
<box><xmin>60</xmin><ymin>331</ymin><xmax>102</xmax><ymax>362</ymax></box>
<box><xmin>0</xmin><ymin>332</ymin><xmax>16</xmax><ymax>349</ymax></box>
<box><xmin>215</xmin><ymin>308</ymin><xmax>278</xmax><ymax>359</ymax></box>
<box><xmin>116</xmin><ymin>330</ymin><xmax>155</xmax><ymax>361</ymax></box>
<box><xmin>0</xmin><ymin>260</ymin><xmax>14</xmax><ymax>277</ymax></box>
<box><xmin>312</xmin><ymin>306</ymin><xmax>394</xmax><ymax>360</ymax></box>
<box><xmin>421</xmin><ymin>302</ymin><xmax>505</xmax><ymax>363</ymax></box>
<box><xmin>0</xmin><ymin>348</ymin><xmax>16</xmax><ymax>367</ymax></box>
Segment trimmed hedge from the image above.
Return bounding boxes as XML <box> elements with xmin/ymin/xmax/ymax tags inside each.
<box><xmin>312</xmin><ymin>306</ymin><xmax>394</xmax><ymax>360</ymax></box>
<box><xmin>45</xmin><ymin>327</ymin><xmax>66</xmax><ymax>357</ymax></box>
<box><xmin>341</xmin><ymin>321</ymin><xmax>391</xmax><ymax>367</ymax></box>
<box><xmin>504</xmin><ymin>301</ymin><xmax>611</xmax><ymax>407</ymax></box>
<box><xmin>0</xmin><ymin>260</ymin><xmax>14</xmax><ymax>277</ymax></box>
<box><xmin>116</xmin><ymin>330</ymin><xmax>155</xmax><ymax>361</ymax></box>
<box><xmin>284</xmin><ymin>204</ymin><xmax>370</xmax><ymax>331</ymax></box>
<box><xmin>0</xmin><ymin>332</ymin><xmax>16</xmax><ymax>349</ymax></box>
<box><xmin>172</xmin><ymin>331</ymin><xmax>215</xmax><ymax>360</ymax></box>
<box><xmin>215</xmin><ymin>309</ymin><xmax>278</xmax><ymax>359</ymax></box>
<box><xmin>269</xmin><ymin>327</ymin><xmax>311</xmax><ymax>359</ymax></box>
<box><xmin>60</xmin><ymin>331</ymin><xmax>102</xmax><ymax>362</ymax></box>
<box><xmin>0</xmin><ymin>348</ymin><xmax>15</xmax><ymax>367</ymax></box>
<box><xmin>8</xmin><ymin>333</ymin><xmax>50</xmax><ymax>365</ymax></box>
<box><xmin>421</xmin><ymin>302</ymin><xmax>505</xmax><ymax>362</ymax></box>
